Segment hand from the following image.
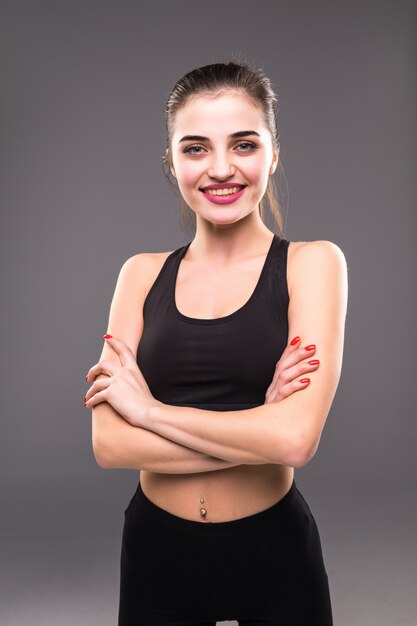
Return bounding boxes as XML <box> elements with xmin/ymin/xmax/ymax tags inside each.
<box><xmin>84</xmin><ymin>335</ymin><xmax>160</xmax><ymax>427</ymax></box>
<box><xmin>264</xmin><ymin>337</ymin><xmax>319</xmax><ymax>404</ymax></box>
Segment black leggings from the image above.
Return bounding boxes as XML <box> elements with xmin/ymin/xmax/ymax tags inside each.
<box><xmin>118</xmin><ymin>478</ymin><xmax>333</xmax><ymax>625</ymax></box>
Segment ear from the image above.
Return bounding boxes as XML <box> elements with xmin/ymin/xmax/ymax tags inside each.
<box><xmin>269</xmin><ymin>146</ymin><xmax>279</xmax><ymax>175</ymax></box>
<box><xmin>166</xmin><ymin>148</ymin><xmax>176</xmax><ymax>178</ymax></box>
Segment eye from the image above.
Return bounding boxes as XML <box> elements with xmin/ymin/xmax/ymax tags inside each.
<box><xmin>182</xmin><ymin>141</ymin><xmax>257</xmax><ymax>156</ymax></box>
<box><xmin>236</xmin><ymin>141</ymin><xmax>257</xmax><ymax>152</ymax></box>
<box><xmin>183</xmin><ymin>145</ymin><xmax>205</xmax><ymax>155</ymax></box>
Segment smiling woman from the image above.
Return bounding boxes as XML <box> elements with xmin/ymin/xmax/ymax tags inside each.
<box><xmin>166</xmin><ymin>91</ymin><xmax>279</xmax><ymax>229</ymax></box>
<box><xmin>87</xmin><ymin>58</ymin><xmax>346</xmax><ymax>626</ymax></box>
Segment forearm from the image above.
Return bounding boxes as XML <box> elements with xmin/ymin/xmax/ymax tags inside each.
<box><xmin>142</xmin><ymin>397</ymin><xmax>312</xmax><ymax>467</ymax></box>
<box><xmin>92</xmin><ymin>403</ymin><xmax>240</xmax><ymax>473</ymax></box>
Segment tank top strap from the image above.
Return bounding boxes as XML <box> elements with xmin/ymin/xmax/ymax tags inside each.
<box><xmin>142</xmin><ymin>243</ymin><xmax>191</xmax><ymax>319</ymax></box>
<box><xmin>264</xmin><ymin>234</ymin><xmax>290</xmax><ymax>324</ymax></box>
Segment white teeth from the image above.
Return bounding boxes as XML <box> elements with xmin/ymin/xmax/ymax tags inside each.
<box><xmin>204</xmin><ymin>186</ymin><xmax>243</xmax><ymax>196</ymax></box>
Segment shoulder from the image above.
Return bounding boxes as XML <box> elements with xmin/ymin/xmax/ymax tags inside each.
<box><xmin>287</xmin><ymin>239</ymin><xmax>348</xmax><ymax>298</ymax></box>
<box><xmin>118</xmin><ymin>249</ymin><xmax>176</xmax><ymax>296</ymax></box>
<box><xmin>102</xmin><ymin>248</ymin><xmax>176</xmax><ymax>358</ymax></box>
<box><xmin>120</xmin><ymin>249</ymin><xmax>176</xmax><ymax>273</ymax></box>
<box><xmin>287</xmin><ymin>238</ymin><xmax>346</xmax><ymax>263</ymax></box>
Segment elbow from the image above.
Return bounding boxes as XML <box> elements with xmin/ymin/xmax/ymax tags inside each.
<box><xmin>291</xmin><ymin>435</ymin><xmax>321</xmax><ymax>468</ymax></box>
<box><xmin>290</xmin><ymin>447</ymin><xmax>314</xmax><ymax>469</ymax></box>
<box><xmin>92</xmin><ymin>434</ymin><xmax>114</xmax><ymax>469</ymax></box>
<box><xmin>284</xmin><ymin>447</ymin><xmax>309</xmax><ymax>469</ymax></box>
<box><xmin>277</xmin><ymin>428</ymin><xmax>321</xmax><ymax>469</ymax></box>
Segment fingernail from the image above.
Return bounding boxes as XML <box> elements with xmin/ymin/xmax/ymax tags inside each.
<box><xmin>103</xmin><ymin>334</ymin><xmax>112</xmax><ymax>339</ymax></box>
<box><xmin>300</xmin><ymin>378</ymin><xmax>310</xmax><ymax>383</ymax></box>
<box><xmin>290</xmin><ymin>336</ymin><xmax>300</xmax><ymax>346</ymax></box>
<box><xmin>308</xmin><ymin>360</ymin><xmax>319</xmax><ymax>365</ymax></box>
<box><xmin>85</xmin><ymin>375</ymin><xmax>88</xmax><ymax>381</ymax></box>
<box><xmin>305</xmin><ymin>344</ymin><xmax>316</xmax><ymax>351</ymax></box>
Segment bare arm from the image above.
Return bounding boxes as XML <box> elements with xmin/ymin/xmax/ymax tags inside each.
<box><xmin>92</xmin><ymin>241</ymin><xmax>347</xmax><ymax>470</ymax></box>
<box><xmin>91</xmin><ymin>254</ymin><xmax>239</xmax><ymax>473</ymax></box>
<box><xmin>93</xmin><ymin>375</ymin><xmax>240</xmax><ymax>473</ymax></box>
<box><xmin>138</xmin><ymin>241</ymin><xmax>348</xmax><ymax>468</ymax></box>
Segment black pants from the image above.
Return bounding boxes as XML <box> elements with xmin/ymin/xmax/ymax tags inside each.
<box><xmin>118</xmin><ymin>478</ymin><xmax>333</xmax><ymax>625</ymax></box>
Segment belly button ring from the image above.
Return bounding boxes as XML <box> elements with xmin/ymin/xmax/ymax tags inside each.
<box><xmin>199</xmin><ymin>497</ymin><xmax>206</xmax><ymax>517</ymax></box>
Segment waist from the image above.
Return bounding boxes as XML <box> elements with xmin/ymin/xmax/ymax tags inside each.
<box><xmin>139</xmin><ymin>464</ymin><xmax>294</xmax><ymax>523</ymax></box>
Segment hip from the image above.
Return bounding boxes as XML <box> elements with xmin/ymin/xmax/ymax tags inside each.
<box><xmin>120</xmin><ymin>476</ymin><xmax>332</xmax><ymax>623</ymax></box>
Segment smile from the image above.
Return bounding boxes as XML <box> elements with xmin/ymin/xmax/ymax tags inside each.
<box><xmin>205</xmin><ymin>186</ymin><xmax>243</xmax><ymax>196</ymax></box>
<box><xmin>200</xmin><ymin>186</ymin><xmax>246</xmax><ymax>205</ymax></box>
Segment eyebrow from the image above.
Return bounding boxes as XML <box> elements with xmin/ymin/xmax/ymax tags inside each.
<box><xmin>178</xmin><ymin>130</ymin><xmax>261</xmax><ymax>144</ymax></box>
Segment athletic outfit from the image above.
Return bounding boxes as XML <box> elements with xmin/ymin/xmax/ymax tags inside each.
<box><xmin>118</xmin><ymin>233</ymin><xmax>333</xmax><ymax>625</ymax></box>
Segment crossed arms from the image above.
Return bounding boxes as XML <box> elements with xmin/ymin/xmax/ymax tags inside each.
<box><xmin>90</xmin><ymin>240</ymin><xmax>348</xmax><ymax>472</ymax></box>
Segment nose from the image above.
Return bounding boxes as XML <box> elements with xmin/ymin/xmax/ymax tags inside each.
<box><xmin>207</xmin><ymin>149</ymin><xmax>236</xmax><ymax>180</ymax></box>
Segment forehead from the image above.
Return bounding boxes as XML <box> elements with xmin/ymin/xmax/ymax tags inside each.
<box><xmin>172</xmin><ymin>92</ymin><xmax>267</xmax><ymax>138</ymax></box>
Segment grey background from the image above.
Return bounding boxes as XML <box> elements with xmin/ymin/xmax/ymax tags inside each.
<box><xmin>1</xmin><ymin>0</ymin><xmax>416</xmax><ymax>624</ymax></box>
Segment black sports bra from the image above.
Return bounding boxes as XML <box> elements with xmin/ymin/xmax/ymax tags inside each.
<box><xmin>137</xmin><ymin>233</ymin><xmax>290</xmax><ymax>411</ymax></box>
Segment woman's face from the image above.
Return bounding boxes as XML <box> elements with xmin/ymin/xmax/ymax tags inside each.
<box><xmin>169</xmin><ymin>92</ymin><xmax>278</xmax><ymax>224</ymax></box>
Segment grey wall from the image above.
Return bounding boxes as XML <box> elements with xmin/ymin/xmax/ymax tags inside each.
<box><xmin>1</xmin><ymin>1</ymin><xmax>416</xmax><ymax>624</ymax></box>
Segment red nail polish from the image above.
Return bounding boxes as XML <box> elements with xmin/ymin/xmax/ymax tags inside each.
<box><xmin>290</xmin><ymin>336</ymin><xmax>300</xmax><ymax>346</ymax></box>
<box><xmin>300</xmin><ymin>378</ymin><xmax>310</xmax><ymax>383</ymax></box>
<box><xmin>85</xmin><ymin>375</ymin><xmax>88</xmax><ymax>381</ymax></box>
<box><xmin>308</xmin><ymin>360</ymin><xmax>319</xmax><ymax>365</ymax></box>
<box><xmin>305</xmin><ymin>344</ymin><xmax>316</xmax><ymax>351</ymax></box>
<box><xmin>103</xmin><ymin>334</ymin><xmax>112</xmax><ymax>339</ymax></box>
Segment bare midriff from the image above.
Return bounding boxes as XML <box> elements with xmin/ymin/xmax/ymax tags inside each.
<box><xmin>140</xmin><ymin>464</ymin><xmax>294</xmax><ymax>522</ymax></box>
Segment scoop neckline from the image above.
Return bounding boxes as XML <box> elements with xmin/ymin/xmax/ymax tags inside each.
<box><xmin>172</xmin><ymin>233</ymin><xmax>278</xmax><ymax>325</ymax></box>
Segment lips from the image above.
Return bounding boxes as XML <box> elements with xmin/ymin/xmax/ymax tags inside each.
<box><xmin>200</xmin><ymin>185</ymin><xmax>247</xmax><ymax>205</ymax></box>
<box><xmin>200</xmin><ymin>183</ymin><xmax>247</xmax><ymax>191</ymax></box>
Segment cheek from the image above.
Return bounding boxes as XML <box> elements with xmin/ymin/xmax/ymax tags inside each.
<box><xmin>245</xmin><ymin>160</ymin><xmax>269</xmax><ymax>187</ymax></box>
<box><xmin>177</xmin><ymin>162</ymin><xmax>201</xmax><ymax>189</ymax></box>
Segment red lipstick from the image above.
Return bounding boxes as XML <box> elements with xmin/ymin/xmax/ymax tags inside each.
<box><xmin>200</xmin><ymin>183</ymin><xmax>247</xmax><ymax>205</ymax></box>
<box><xmin>200</xmin><ymin>187</ymin><xmax>246</xmax><ymax>205</ymax></box>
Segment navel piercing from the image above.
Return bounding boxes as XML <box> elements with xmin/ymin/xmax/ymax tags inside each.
<box><xmin>199</xmin><ymin>497</ymin><xmax>207</xmax><ymax>517</ymax></box>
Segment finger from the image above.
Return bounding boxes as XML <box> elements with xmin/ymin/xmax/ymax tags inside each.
<box><xmin>273</xmin><ymin>336</ymin><xmax>303</xmax><ymax>372</ymax></box>
<box><xmin>267</xmin><ymin>358</ymin><xmax>319</xmax><ymax>398</ymax></box>
<box><xmin>275</xmin><ymin>342</ymin><xmax>317</xmax><ymax>376</ymax></box>
<box><xmin>103</xmin><ymin>335</ymin><xmax>150</xmax><ymax>388</ymax></box>
<box><xmin>85</xmin><ymin>377</ymin><xmax>110</xmax><ymax>404</ymax></box>
<box><xmin>277</xmin><ymin>336</ymin><xmax>301</xmax><ymax>364</ymax></box>
<box><xmin>84</xmin><ymin>389</ymin><xmax>108</xmax><ymax>408</ymax></box>
<box><xmin>271</xmin><ymin>359</ymin><xmax>320</xmax><ymax>386</ymax></box>
<box><xmin>86</xmin><ymin>359</ymin><xmax>119</xmax><ymax>382</ymax></box>
<box><xmin>266</xmin><ymin>376</ymin><xmax>311</xmax><ymax>403</ymax></box>
<box><xmin>103</xmin><ymin>334</ymin><xmax>136</xmax><ymax>367</ymax></box>
<box><xmin>289</xmin><ymin>335</ymin><xmax>301</xmax><ymax>348</ymax></box>
<box><xmin>281</xmin><ymin>358</ymin><xmax>320</xmax><ymax>383</ymax></box>
<box><xmin>281</xmin><ymin>377</ymin><xmax>311</xmax><ymax>397</ymax></box>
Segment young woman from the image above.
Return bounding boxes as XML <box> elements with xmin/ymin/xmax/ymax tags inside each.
<box><xmin>85</xmin><ymin>60</ymin><xmax>348</xmax><ymax>626</ymax></box>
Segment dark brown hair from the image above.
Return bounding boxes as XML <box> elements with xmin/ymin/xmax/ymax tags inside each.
<box><xmin>162</xmin><ymin>57</ymin><xmax>285</xmax><ymax>238</ymax></box>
